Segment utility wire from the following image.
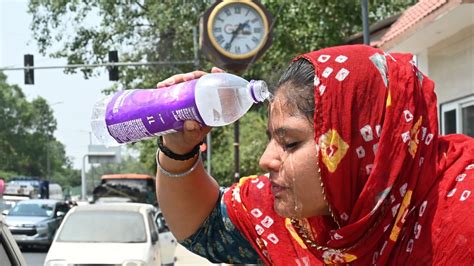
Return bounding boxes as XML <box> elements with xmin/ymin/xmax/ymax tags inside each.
<box><xmin>0</xmin><ymin>61</ymin><xmax>196</xmax><ymax>71</ymax></box>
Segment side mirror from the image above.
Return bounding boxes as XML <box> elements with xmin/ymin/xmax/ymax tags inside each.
<box><xmin>155</xmin><ymin>215</ymin><xmax>169</xmax><ymax>233</ymax></box>
<box><xmin>56</xmin><ymin>211</ymin><xmax>65</xmax><ymax>217</ymax></box>
<box><xmin>2</xmin><ymin>210</ymin><xmax>8</xmax><ymax>216</ymax></box>
<box><xmin>151</xmin><ymin>231</ymin><xmax>159</xmax><ymax>244</ymax></box>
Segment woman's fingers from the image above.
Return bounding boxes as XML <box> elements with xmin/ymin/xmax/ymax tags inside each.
<box><xmin>161</xmin><ymin>121</ymin><xmax>211</xmax><ymax>153</ymax></box>
<box><xmin>211</xmin><ymin>67</ymin><xmax>225</xmax><ymax>73</ymax></box>
<box><xmin>156</xmin><ymin>70</ymin><xmax>208</xmax><ymax>88</ymax></box>
<box><xmin>156</xmin><ymin>68</ymin><xmax>225</xmax><ymax>88</ymax></box>
<box><xmin>182</xmin><ymin>121</ymin><xmax>211</xmax><ymax>142</ymax></box>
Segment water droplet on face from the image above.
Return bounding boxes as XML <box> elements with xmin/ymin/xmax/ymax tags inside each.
<box><xmin>287</xmin><ymin>153</ymin><xmax>303</xmax><ymax>218</ymax></box>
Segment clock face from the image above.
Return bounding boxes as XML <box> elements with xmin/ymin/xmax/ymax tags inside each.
<box><xmin>208</xmin><ymin>2</ymin><xmax>269</xmax><ymax>59</ymax></box>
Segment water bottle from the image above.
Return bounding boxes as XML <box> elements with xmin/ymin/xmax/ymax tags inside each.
<box><xmin>91</xmin><ymin>73</ymin><xmax>269</xmax><ymax>146</ymax></box>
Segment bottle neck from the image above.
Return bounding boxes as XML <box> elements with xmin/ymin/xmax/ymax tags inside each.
<box><xmin>248</xmin><ymin>80</ymin><xmax>269</xmax><ymax>103</ymax></box>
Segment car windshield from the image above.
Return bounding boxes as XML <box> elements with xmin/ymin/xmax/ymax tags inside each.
<box><xmin>8</xmin><ymin>202</ymin><xmax>53</xmax><ymax>217</ymax></box>
<box><xmin>57</xmin><ymin>211</ymin><xmax>147</xmax><ymax>243</ymax></box>
<box><xmin>103</xmin><ymin>179</ymin><xmax>151</xmax><ymax>192</ymax></box>
<box><xmin>0</xmin><ymin>201</ymin><xmax>14</xmax><ymax>212</ymax></box>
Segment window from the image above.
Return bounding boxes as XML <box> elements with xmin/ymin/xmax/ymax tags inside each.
<box><xmin>440</xmin><ymin>95</ymin><xmax>474</xmax><ymax>137</ymax></box>
<box><xmin>0</xmin><ymin>218</ymin><xmax>27</xmax><ymax>265</ymax></box>
<box><xmin>57</xmin><ymin>211</ymin><xmax>146</xmax><ymax>243</ymax></box>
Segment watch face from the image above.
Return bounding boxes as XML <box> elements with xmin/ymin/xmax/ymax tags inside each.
<box><xmin>208</xmin><ymin>2</ymin><xmax>269</xmax><ymax>59</ymax></box>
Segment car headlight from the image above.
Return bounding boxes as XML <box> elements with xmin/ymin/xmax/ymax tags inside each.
<box><xmin>122</xmin><ymin>260</ymin><xmax>146</xmax><ymax>266</ymax></box>
<box><xmin>44</xmin><ymin>260</ymin><xmax>68</xmax><ymax>266</ymax></box>
<box><xmin>35</xmin><ymin>222</ymin><xmax>49</xmax><ymax>229</ymax></box>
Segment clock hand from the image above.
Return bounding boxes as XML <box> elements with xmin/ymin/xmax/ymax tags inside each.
<box><xmin>224</xmin><ymin>20</ymin><xmax>249</xmax><ymax>51</ymax></box>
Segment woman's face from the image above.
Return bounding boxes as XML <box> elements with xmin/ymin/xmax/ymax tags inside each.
<box><xmin>259</xmin><ymin>91</ymin><xmax>329</xmax><ymax>218</ymax></box>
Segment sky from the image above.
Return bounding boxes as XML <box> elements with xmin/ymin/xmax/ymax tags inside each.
<box><xmin>0</xmin><ymin>0</ymin><xmax>119</xmax><ymax>169</ymax></box>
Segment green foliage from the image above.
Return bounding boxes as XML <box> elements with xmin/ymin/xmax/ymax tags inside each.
<box><xmin>27</xmin><ymin>0</ymin><xmax>414</xmax><ymax>185</ymax></box>
<box><xmin>0</xmin><ymin>72</ymin><xmax>79</xmax><ymax>187</ymax></box>
<box><xmin>210</xmin><ymin>108</ymin><xmax>268</xmax><ymax>186</ymax></box>
<box><xmin>0</xmin><ymin>170</ymin><xmax>19</xmax><ymax>181</ymax></box>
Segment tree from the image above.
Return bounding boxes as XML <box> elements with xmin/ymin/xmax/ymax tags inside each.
<box><xmin>27</xmin><ymin>0</ymin><xmax>415</xmax><ymax>182</ymax></box>
<box><xmin>0</xmin><ymin>72</ymin><xmax>79</xmax><ymax>186</ymax></box>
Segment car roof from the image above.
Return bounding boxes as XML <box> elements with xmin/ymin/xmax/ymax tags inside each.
<box><xmin>17</xmin><ymin>199</ymin><xmax>61</xmax><ymax>204</ymax></box>
<box><xmin>71</xmin><ymin>203</ymin><xmax>155</xmax><ymax>213</ymax></box>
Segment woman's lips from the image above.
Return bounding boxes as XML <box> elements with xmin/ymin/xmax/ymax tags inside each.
<box><xmin>271</xmin><ymin>182</ymin><xmax>288</xmax><ymax>197</ymax></box>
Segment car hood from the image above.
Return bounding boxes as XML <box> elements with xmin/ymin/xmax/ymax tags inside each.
<box><xmin>46</xmin><ymin>242</ymin><xmax>152</xmax><ymax>263</ymax></box>
<box><xmin>5</xmin><ymin>216</ymin><xmax>49</xmax><ymax>226</ymax></box>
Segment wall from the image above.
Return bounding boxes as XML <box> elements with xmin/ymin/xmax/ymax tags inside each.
<box><xmin>428</xmin><ymin>25</ymin><xmax>474</xmax><ymax>104</ymax></box>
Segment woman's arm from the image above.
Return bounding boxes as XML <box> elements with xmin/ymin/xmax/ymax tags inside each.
<box><xmin>156</xmin><ymin>69</ymin><xmax>222</xmax><ymax>240</ymax></box>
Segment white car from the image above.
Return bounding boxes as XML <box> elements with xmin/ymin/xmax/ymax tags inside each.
<box><xmin>155</xmin><ymin>211</ymin><xmax>178</xmax><ymax>265</ymax></box>
<box><xmin>44</xmin><ymin>203</ymin><xmax>162</xmax><ymax>266</ymax></box>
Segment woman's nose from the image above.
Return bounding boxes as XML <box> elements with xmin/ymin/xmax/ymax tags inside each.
<box><xmin>259</xmin><ymin>141</ymin><xmax>281</xmax><ymax>172</ymax></box>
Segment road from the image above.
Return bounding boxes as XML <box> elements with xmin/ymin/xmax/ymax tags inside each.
<box><xmin>23</xmin><ymin>244</ymin><xmax>219</xmax><ymax>266</ymax></box>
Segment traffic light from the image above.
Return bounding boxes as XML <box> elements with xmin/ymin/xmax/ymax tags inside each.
<box><xmin>108</xmin><ymin>50</ymin><xmax>119</xmax><ymax>81</ymax></box>
<box><xmin>24</xmin><ymin>54</ymin><xmax>34</xmax><ymax>85</ymax></box>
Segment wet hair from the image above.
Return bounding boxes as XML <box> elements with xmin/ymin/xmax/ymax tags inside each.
<box><xmin>272</xmin><ymin>59</ymin><xmax>315</xmax><ymax>123</ymax></box>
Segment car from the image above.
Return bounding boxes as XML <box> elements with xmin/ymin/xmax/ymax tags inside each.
<box><xmin>3</xmin><ymin>181</ymin><xmax>39</xmax><ymax>199</ymax></box>
<box><xmin>0</xmin><ymin>215</ymin><xmax>27</xmax><ymax>265</ymax></box>
<box><xmin>94</xmin><ymin>196</ymin><xmax>133</xmax><ymax>204</ymax></box>
<box><xmin>155</xmin><ymin>211</ymin><xmax>178</xmax><ymax>265</ymax></box>
<box><xmin>0</xmin><ymin>195</ymin><xmax>30</xmax><ymax>213</ymax></box>
<box><xmin>92</xmin><ymin>173</ymin><xmax>156</xmax><ymax>205</ymax></box>
<box><xmin>5</xmin><ymin>177</ymin><xmax>64</xmax><ymax>200</ymax></box>
<box><xmin>3</xmin><ymin>199</ymin><xmax>71</xmax><ymax>249</ymax></box>
<box><xmin>44</xmin><ymin>203</ymin><xmax>162</xmax><ymax>266</ymax></box>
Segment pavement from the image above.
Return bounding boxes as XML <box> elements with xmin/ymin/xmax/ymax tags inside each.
<box><xmin>175</xmin><ymin>243</ymin><xmax>219</xmax><ymax>265</ymax></box>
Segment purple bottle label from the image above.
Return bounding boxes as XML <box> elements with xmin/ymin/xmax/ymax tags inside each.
<box><xmin>104</xmin><ymin>79</ymin><xmax>204</xmax><ymax>144</ymax></box>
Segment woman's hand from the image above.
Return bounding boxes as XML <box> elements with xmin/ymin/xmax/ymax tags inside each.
<box><xmin>156</xmin><ymin>67</ymin><xmax>224</xmax><ymax>154</ymax></box>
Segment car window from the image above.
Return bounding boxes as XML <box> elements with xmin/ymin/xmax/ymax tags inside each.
<box><xmin>8</xmin><ymin>202</ymin><xmax>53</xmax><ymax>217</ymax></box>
<box><xmin>0</xmin><ymin>239</ymin><xmax>13</xmax><ymax>266</ymax></box>
<box><xmin>55</xmin><ymin>203</ymin><xmax>70</xmax><ymax>216</ymax></box>
<box><xmin>0</xmin><ymin>218</ymin><xmax>27</xmax><ymax>265</ymax></box>
<box><xmin>147</xmin><ymin>211</ymin><xmax>158</xmax><ymax>235</ymax></box>
<box><xmin>0</xmin><ymin>200</ymin><xmax>15</xmax><ymax>213</ymax></box>
<box><xmin>57</xmin><ymin>211</ymin><xmax>146</xmax><ymax>243</ymax></box>
<box><xmin>103</xmin><ymin>179</ymin><xmax>150</xmax><ymax>192</ymax></box>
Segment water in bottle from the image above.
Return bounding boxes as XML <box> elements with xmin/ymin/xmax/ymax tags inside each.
<box><xmin>91</xmin><ymin>73</ymin><xmax>269</xmax><ymax>146</ymax></box>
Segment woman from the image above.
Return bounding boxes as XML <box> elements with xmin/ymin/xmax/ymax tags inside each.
<box><xmin>156</xmin><ymin>45</ymin><xmax>474</xmax><ymax>265</ymax></box>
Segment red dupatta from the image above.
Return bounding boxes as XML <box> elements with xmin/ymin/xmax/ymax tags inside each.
<box><xmin>223</xmin><ymin>45</ymin><xmax>474</xmax><ymax>265</ymax></box>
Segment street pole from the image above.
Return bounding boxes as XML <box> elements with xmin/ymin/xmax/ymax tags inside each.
<box><xmin>234</xmin><ymin>121</ymin><xmax>240</xmax><ymax>180</ymax></box>
<box><xmin>46</xmin><ymin>142</ymin><xmax>50</xmax><ymax>181</ymax></box>
<box><xmin>193</xmin><ymin>26</ymin><xmax>212</xmax><ymax>175</ymax></box>
<box><xmin>361</xmin><ymin>0</ymin><xmax>370</xmax><ymax>45</ymax></box>
<box><xmin>81</xmin><ymin>154</ymin><xmax>88</xmax><ymax>201</ymax></box>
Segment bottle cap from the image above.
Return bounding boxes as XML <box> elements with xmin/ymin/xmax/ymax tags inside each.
<box><xmin>249</xmin><ymin>80</ymin><xmax>269</xmax><ymax>103</ymax></box>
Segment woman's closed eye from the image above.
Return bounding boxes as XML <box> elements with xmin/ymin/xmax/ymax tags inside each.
<box><xmin>283</xmin><ymin>142</ymin><xmax>299</xmax><ymax>151</ymax></box>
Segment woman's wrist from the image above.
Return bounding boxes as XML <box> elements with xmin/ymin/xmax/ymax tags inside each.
<box><xmin>160</xmin><ymin>136</ymin><xmax>201</xmax><ymax>155</ymax></box>
<box><xmin>157</xmin><ymin>137</ymin><xmax>202</xmax><ymax>161</ymax></box>
<box><xmin>156</xmin><ymin>149</ymin><xmax>201</xmax><ymax>178</ymax></box>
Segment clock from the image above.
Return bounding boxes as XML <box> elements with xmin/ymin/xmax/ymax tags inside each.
<box><xmin>208</xmin><ymin>0</ymin><xmax>269</xmax><ymax>59</ymax></box>
<box><xmin>200</xmin><ymin>0</ymin><xmax>272</xmax><ymax>72</ymax></box>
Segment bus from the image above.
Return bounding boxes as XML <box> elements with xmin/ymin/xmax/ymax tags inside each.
<box><xmin>91</xmin><ymin>173</ymin><xmax>156</xmax><ymax>205</ymax></box>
